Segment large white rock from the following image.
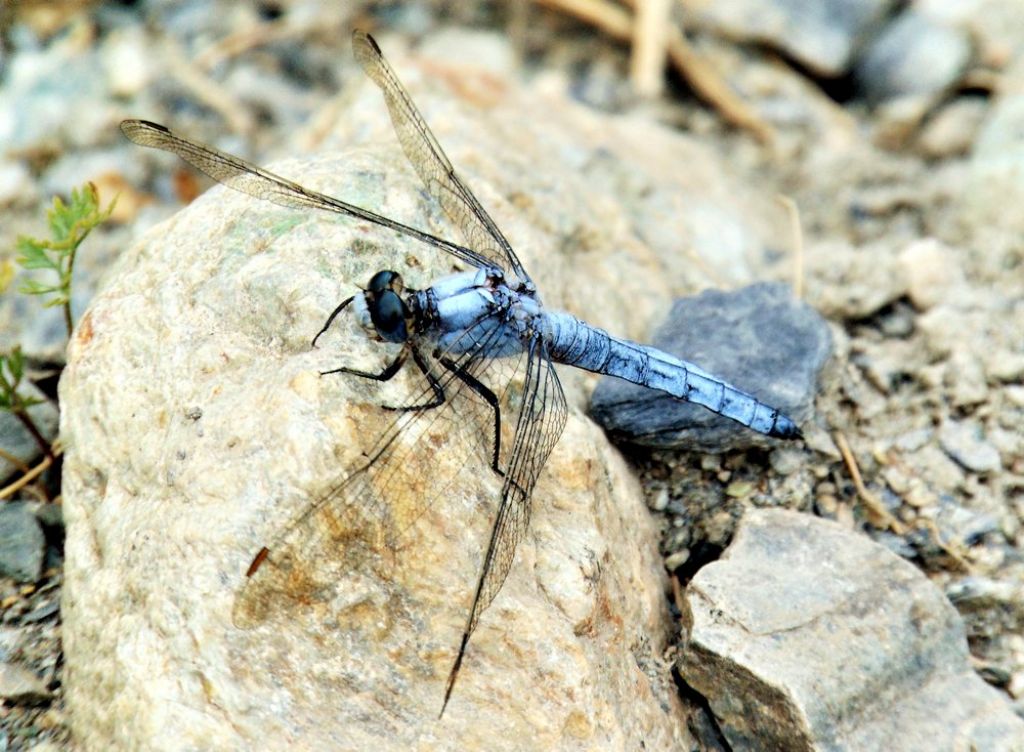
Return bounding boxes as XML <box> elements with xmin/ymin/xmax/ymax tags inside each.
<box><xmin>57</xmin><ymin>36</ymin><xmax>794</xmax><ymax>748</ymax></box>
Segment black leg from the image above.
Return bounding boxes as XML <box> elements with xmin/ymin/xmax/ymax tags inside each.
<box><xmin>320</xmin><ymin>348</ymin><xmax>406</xmax><ymax>379</ymax></box>
<box><xmin>311</xmin><ymin>295</ymin><xmax>355</xmax><ymax>348</ymax></box>
<box><xmin>381</xmin><ymin>345</ymin><xmax>446</xmax><ymax>412</ymax></box>
<box><xmin>438</xmin><ymin>355</ymin><xmax>502</xmax><ymax>476</ymax></box>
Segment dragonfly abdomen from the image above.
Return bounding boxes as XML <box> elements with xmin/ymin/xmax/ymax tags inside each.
<box><xmin>542</xmin><ymin>311</ymin><xmax>799</xmax><ymax>439</ymax></box>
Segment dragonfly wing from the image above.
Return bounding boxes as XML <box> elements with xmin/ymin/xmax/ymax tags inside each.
<box><xmin>353</xmin><ymin>31</ymin><xmax>531</xmax><ymax>285</ymax></box>
<box><xmin>233</xmin><ymin>317</ymin><xmax>536</xmax><ymax>629</ymax></box>
<box><xmin>119</xmin><ymin>119</ymin><xmax>494</xmax><ymax>271</ymax></box>
<box><xmin>442</xmin><ymin>336</ymin><xmax>568</xmax><ymax>711</ymax></box>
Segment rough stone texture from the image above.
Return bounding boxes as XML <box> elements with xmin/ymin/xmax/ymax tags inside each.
<box><xmin>589</xmin><ymin>283</ymin><xmax>831</xmax><ymax>451</ymax></box>
<box><xmin>678</xmin><ymin>509</ymin><xmax>1024</xmax><ymax>751</ymax></box>
<box><xmin>51</xmin><ymin>40</ymin><xmax>808</xmax><ymax>748</ymax></box>
<box><xmin>680</xmin><ymin>0</ymin><xmax>898</xmax><ymax>76</ymax></box>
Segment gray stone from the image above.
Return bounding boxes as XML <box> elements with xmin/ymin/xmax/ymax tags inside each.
<box><xmin>99</xmin><ymin>25</ymin><xmax>155</xmax><ymax>98</ymax></box>
<box><xmin>939</xmin><ymin>420</ymin><xmax>1003</xmax><ymax>473</ymax></box>
<box><xmin>681</xmin><ymin>0</ymin><xmax>898</xmax><ymax>76</ymax></box>
<box><xmin>589</xmin><ymin>283</ymin><xmax>831</xmax><ymax>451</ymax></box>
<box><xmin>0</xmin><ymin>661</ymin><xmax>51</xmax><ymax>704</ymax></box>
<box><xmin>0</xmin><ymin>41</ymin><xmax>110</xmax><ymax>153</ymax></box>
<box><xmin>933</xmin><ymin>494</ymin><xmax>1001</xmax><ymax>546</ymax></box>
<box><xmin>678</xmin><ymin>508</ymin><xmax>1024</xmax><ymax>751</ymax></box>
<box><xmin>0</xmin><ymin>502</ymin><xmax>46</xmax><ymax>583</ymax></box>
<box><xmin>855</xmin><ymin>10</ymin><xmax>972</xmax><ymax>103</ymax></box>
<box><xmin>946</xmin><ymin>576</ymin><xmax>1021</xmax><ymax>612</ymax></box>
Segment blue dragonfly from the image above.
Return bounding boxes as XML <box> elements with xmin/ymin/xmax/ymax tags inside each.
<box><xmin>121</xmin><ymin>30</ymin><xmax>800</xmax><ymax>715</ymax></box>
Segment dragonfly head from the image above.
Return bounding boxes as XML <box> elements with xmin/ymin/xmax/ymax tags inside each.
<box><xmin>359</xmin><ymin>270</ymin><xmax>411</xmax><ymax>343</ymax></box>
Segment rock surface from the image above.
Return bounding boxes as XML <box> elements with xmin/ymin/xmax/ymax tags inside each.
<box><xmin>589</xmin><ymin>283</ymin><xmax>831</xmax><ymax>451</ymax></box>
<box><xmin>678</xmin><ymin>509</ymin><xmax>1024</xmax><ymax>751</ymax></box>
<box><xmin>52</xmin><ymin>43</ymin><xmax>803</xmax><ymax>748</ymax></box>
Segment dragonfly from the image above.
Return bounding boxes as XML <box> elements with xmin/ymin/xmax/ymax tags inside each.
<box><xmin>121</xmin><ymin>30</ymin><xmax>800</xmax><ymax>716</ymax></box>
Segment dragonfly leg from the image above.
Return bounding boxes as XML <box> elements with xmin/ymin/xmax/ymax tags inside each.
<box><xmin>381</xmin><ymin>345</ymin><xmax>446</xmax><ymax>412</ymax></box>
<box><xmin>310</xmin><ymin>295</ymin><xmax>356</xmax><ymax>348</ymax></box>
<box><xmin>319</xmin><ymin>347</ymin><xmax>407</xmax><ymax>379</ymax></box>
<box><xmin>438</xmin><ymin>355</ymin><xmax>502</xmax><ymax>476</ymax></box>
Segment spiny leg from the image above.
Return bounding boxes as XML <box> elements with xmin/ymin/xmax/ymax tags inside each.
<box><xmin>382</xmin><ymin>345</ymin><xmax>446</xmax><ymax>412</ymax></box>
<box><xmin>438</xmin><ymin>355</ymin><xmax>502</xmax><ymax>477</ymax></box>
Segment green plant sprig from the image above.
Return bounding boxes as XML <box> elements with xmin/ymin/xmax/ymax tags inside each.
<box><xmin>15</xmin><ymin>182</ymin><xmax>117</xmax><ymax>337</ymax></box>
<box><xmin>0</xmin><ymin>346</ymin><xmax>52</xmax><ymax>460</ymax></box>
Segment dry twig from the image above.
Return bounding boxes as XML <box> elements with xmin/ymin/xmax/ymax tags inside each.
<box><xmin>834</xmin><ymin>431</ymin><xmax>905</xmax><ymax>534</ymax></box>
<box><xmin>629</xmin><ymin>0</ymin><xmax>671</xmax><ymax>98</ymax></box>
<box><xmin>534</xmin><ymin>0</ymin><xmax>774</xmax><ymax>142</ymax></box>
<box><xmin>776</xmin><ymin>194</ymin><xmax>805</xmax><ymax>299</ymax></box>
<box><xmin>0</xmin><ymin>453</ymin><xmax>54</xmax><ymax>500</ymax></box>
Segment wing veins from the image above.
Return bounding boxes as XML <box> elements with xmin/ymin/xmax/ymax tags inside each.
<box><xmin>353</xmin><ymin>30</ymin><xmax>529</xmax><ymax>283</ymax></box>
<box><xmin>120</xmin><ymin>119</ymin><xmax>494</xmax><ymax>271</ymax></box>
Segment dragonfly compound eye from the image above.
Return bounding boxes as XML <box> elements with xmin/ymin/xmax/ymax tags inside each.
<box><xmin>367</xmin><ymin>270</ymin><xmax>403</xmax><ymax>295</ymax></box>
<box><xmin>369</xmin><ymin>290</ymin><xmax>409</xmax><ymax>342</ymax></box>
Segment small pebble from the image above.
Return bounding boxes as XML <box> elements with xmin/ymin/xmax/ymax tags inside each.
<box><xmin>648</xmin><ymin>487</ymin><xmax>669</xmax><ymax>512</ymax></box>
<box><xmin>986</xmin><ymin>350</ymin><xmax>1024</xmax><ymax>382</ymax></box>
<box><xmin>0</xmin><ymin>661</ymin><xmax>51</xmax><ymax>703</ymax></box>
<box><xmin>769</xmin><ymin>448</ymin><xmax>803</xmax><ymax>476</ymax></box>
<box><xmin>939</xmin><ymin>420</ymin><xmax>1002</xmax><ymax>474</ymax></box>
<box><xmin>917</xmin><ymin>96</ymin><xmax>989</xmax><ymax>158</ymax></box>
<box><xmin>664</xmin><ymin>550</ymin><xmax>690</xmax><ymax>571</ymax></box>
<box><xmin>898</xmin><ymin>238</ymin><xmax>965</xmax><ymax>311</ymax></box>
<box><xmin>725</xmin><ymin>481</ymin><xmax>754</xmax><ymax>498</ymax></box>
<box><xmin>855</xmin><ymin>10</ymin><xmax>971</xmax><ymax>102</ymax></box>
<box><xmin>0</xmin><ymin>503</ymin><xmax>46</xmax><ymax>583</ymax></box>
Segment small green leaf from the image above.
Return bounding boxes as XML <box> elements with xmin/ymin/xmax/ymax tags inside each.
<box><xmin>14</xmin><ymin>181</ymin><xmax>118</xmax><ymax>340</ymax></box>
<box><xmin>15</xmin><ymin>237</ymin><xmax>56</xmax><ymax>270</ymax></box>
<box><xmin>8</xmin><ymin>347</ymin><xmax>24</xmax><ymax>380</ymax></box>
<box><xmin>17</xmin><ymin>278</ymin><xmax>56</xmax><ymax>296</ymax></box>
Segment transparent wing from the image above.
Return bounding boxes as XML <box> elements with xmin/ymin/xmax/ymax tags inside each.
<box><xmin>440</xmin><ymin>337</ymin><xmax>567</xmax><ymax>710</ymax></box>
<box><xmin>353</xmin><ymin>30</ymin><xmax>531</xmax><ymax>286</ymax></box>
<box><xmin>466</xmin><ymin>339</ymin><xmax>567</xmax><ymax>633</ymax></box>
<box><xmin>120</xmin><ymin>119</ymin><xmax>496</xmax><ymax>271</ymax></box>
<box><xmin>232</xmin><ymin>319</ymin><xmax>557</xmax><ymax>629</ymax></box>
